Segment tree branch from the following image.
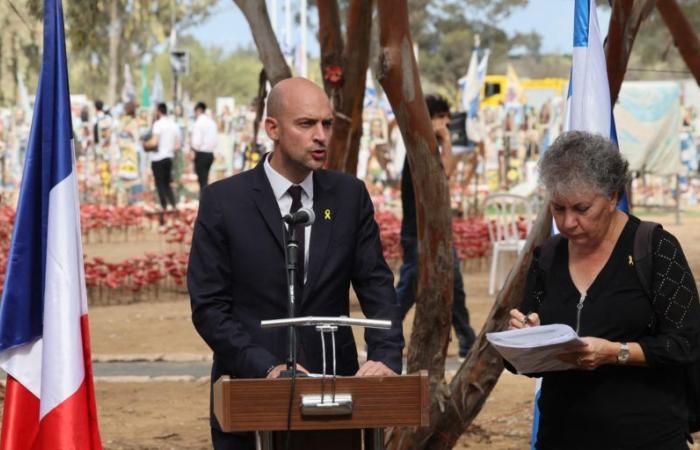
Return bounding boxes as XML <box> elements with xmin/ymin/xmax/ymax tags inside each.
<box><xmin>656</xmin><ymin>0</ymin><xmax>700</xmax><ymax>86</ymax></box>
<box><xmin>605</xmin><ymin>0</ymin><xmax>655</xmax><ymax>105</ymax></box>
<box><xmin>232</xmin><ymin>0</ymin><xmax>291</xmax><ymax>85</ymax></box>
<box><xmin>325</xmin><ymin>0</ymin><xmax>373</xmax><ymax>173</ymax></box>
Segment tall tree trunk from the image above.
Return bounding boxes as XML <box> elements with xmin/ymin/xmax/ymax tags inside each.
<box><xmin>325</xmin><ymin>0</ymin><xmax>373</xmax><ymax>174</ymax></box>
<box><xmin>233</xmin><ymin>0</ymin><xmax>292</xmax><ymax>86</ymax></box>
<box><xmin>605</xmin><ymin>0</ymin><xmax>655</xmax><ymax>105</ymax></box>
<box><xmin>403</xmin><ymin>206</ymin><xmax>552</xmax><ymax>450</ymax></box>
<box><xmin>106</xmin><ymin>0</ymin><xmax>121</xmax><ymax>106</ymax></box>
<box><xmin>374</xmin><ymin>2</ymin><xmax>454</xmax><ymax>448</ymax></box>
<box><xmin>656</xmin><ymin>0</ymin><xmax>700</xmax><ymax>85</ymax></box>
<box><xmin>317</xmin><ymin>0</ymin><xmax>344</xmax><ymax>105</ymax></box>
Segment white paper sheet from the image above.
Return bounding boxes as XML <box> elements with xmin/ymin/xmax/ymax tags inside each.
<box><xmin>487</xmin><ymin>324</ymin><xmax>586</xmax><ymax>373</ymax></box>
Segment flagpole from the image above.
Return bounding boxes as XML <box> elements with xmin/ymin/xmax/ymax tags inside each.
<box><xmin>284</xmin><ymin>0</ymin><xmax>292</xmax><ymax>66</ymax></box>
<box><xmin>300</xmin><ymin>0</ymin><xmax>308</xmax><ymax>77</ymax></box>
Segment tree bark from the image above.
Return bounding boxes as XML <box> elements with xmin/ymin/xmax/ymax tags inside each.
<box><xmin>317</xmin><ymin>0</ymin><xmax>344</xmax><ymax>105</ymax></box>
<box><xmin>106</xmin><ymin>0</ymin><xmax>121</xmax><ymax>106</ymax></box>
<box><xmin>604</xmin><ymin>0</ymin><xmax>655</xmax><ymax>105</ymax></box>
<box><xmin>233</xmin><ymin>0</ymin><xmax>291</xmax><ymax>86</ymax></box>
<box><xmin>325</xmin><ymin>0</ymin><xmax>373</xmax><ymax>174</ymax></box>
<box><xmin>253</xmin><ymin>69</ymin><xmax>268</xmax><ymax>145</ymax></box>
<box><xmin>656</xmin><ymin>0</ymin><xmax>700</xmax><ymax>86</ymax></box>
<box><xmin>403</xmin><ymin>205</ymin><xmax>552</xmax><ymax>450</ymax></box>
<box><xmin>374</xmin><ymin>2</ymin><xmax>454</xmax><ymax>447</ymax></box>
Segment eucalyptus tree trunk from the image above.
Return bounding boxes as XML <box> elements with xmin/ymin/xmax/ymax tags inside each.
<box><xmin>374</xmin><ymin>2</ymin><xmax>454</xmax><ymax>448</ymax></box>
<box><xmin>405</xmin><ymin>206</ymin><xmax>552</xmax><ymax>450</ymax></box>
<box><xmin>232</xmin><ymin>0</ymin><xmax>291</xmax><ymax>85</ymax></box>
<box><xmin>605</xmin><ymin>0</ymin><xmax>655</xmax><ymax>105</ymax></box>
<box><xmin>656</xmin><ymin>0</ymin><xmax>700</xmax><ymax>85</ymax></box>
<box><xmin>317</xmin><ymin>0</ymin><xmax>343</xmax><ymax>105</ymax></box>
<box><xmin>324</xmin><ymin>0</ymin><xmax>373</xmax><ymax>174</ymax></box>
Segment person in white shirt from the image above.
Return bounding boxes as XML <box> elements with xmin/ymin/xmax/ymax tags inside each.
<box><xmin>145</xmin><ymin>103</ymin><xmax>180</xmax><ymax>224</ymax></box>
<box><xmin>190</xmin><ymin>101</ymin><xmax>219</xmax><ymax>193</ymax></box>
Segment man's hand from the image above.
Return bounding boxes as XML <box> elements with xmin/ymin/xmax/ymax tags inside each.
<box><xmin>434</xmin><ymin>125</ymin><xmax>450</xmax><ymax>144</ymax></box>
<box><xmin>266</xmin><ymin>363</ymin><xmax>308</xmax><ymax>379</ymax></box>
<box><xmin>355</xmin><ymin>360</ymin><xmax>397</xmax><ymax>377</ymax></box>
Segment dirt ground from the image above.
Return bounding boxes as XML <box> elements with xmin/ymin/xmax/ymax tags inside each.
<box><xmin>5</xmin><ymin>210</ymin><xmax>700</xmax><ymax>449</ymax></box>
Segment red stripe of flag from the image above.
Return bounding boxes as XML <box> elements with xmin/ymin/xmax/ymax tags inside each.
<box><xmin>1</xmin><ymin>316</ymin><xmax>101</xmax><ymax>449</ymax></box>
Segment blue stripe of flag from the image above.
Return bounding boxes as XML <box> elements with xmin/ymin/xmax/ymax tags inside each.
<box><xmin>0</xmin><ymin>0</ymin><xmax>74</xmax><ymax>352</ymax></box>
<box><xmin>573</xmin><ymin>0</ymin><xmax>590</xmax><ymax>47</ymax></box>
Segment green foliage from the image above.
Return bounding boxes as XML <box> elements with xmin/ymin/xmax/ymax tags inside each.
<box><xmin>410</xmin><ymin>0</ymin><xmax>541</xmax><ymax>101</ymax></box>
<box><xmin>624</xmin><ymin>1</ymin><xmax>700</xmax><ymax>80</ymax></box>
<box><xmin>0</xmin><ymin>0</ymin><xmax>41</xmax><ymax>106</ymax></box>
<box><xmin>62</xmin><ymin>0</ymin><xmax>217</xmax><ymax>103</ymax></box>
<box><xmin>150</xmin><ymin>36</ymin><xmax>263</xmax><ymax>109</ymax></box>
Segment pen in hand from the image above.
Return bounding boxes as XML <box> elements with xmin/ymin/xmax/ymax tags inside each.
<box><xmin>522</xmin><ymin>311</ymin><xmax>533</xmax><ymax>327</ymax></box>
<box><xmin>509</xmin><ymin>308</ymin><xmax>539</xmax><ymax>329</ymax></box>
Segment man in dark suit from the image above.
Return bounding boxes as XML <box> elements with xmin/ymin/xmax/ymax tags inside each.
<box><xmin>188</xmin><ymin>77</ymin><xmax>404</xmax><ymax>449</ymax></box>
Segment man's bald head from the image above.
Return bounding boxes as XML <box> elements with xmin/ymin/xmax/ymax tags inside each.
<box><xmin>266</xmin><ymin>77</ymin><xmax>329</xmax><ymax>119</ymax></box>
<box><xmin>263</xmin><ymin>77</ymin><xmax>333</xmax><ymax>183</ymax></box>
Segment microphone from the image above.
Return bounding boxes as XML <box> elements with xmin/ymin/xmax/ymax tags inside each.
<box><xmin>283</xmin><ymin>207</ymin><xmax>315</xmax><ymax>226</ymax></box>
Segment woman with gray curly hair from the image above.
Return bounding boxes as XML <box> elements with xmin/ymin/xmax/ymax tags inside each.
<box><xmin>507</xmin><ymin>131</ymin><xmax>700</xmax><ymax>449</ymax></box>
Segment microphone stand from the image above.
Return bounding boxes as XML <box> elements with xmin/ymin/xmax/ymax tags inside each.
<box><xmin>280</xmin><ymin>218</ymin><xmax>304</xmax><ymax>450</ymax></box>
<box><xmin>283</xmin><ymin>222</ymin><xmax>298</xmax><ymax>373</ymax></box>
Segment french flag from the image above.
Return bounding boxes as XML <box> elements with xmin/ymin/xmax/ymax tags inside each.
<box><xmin>0</xmin><ymin>0</ymin><xmax>102</xmax><ymax>448</ymax></box>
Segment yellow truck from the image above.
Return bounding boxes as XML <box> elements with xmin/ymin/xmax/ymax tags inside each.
<box><xmin>481</xmin><ymin>75</ymin><xmax>568</xmax><ymax>108</ymax></box>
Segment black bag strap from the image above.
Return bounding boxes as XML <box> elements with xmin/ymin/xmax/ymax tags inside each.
<box><xmin>633</xmin><ymin>221</ymin><xmax>661</xmax><ymax>300</ymax></box>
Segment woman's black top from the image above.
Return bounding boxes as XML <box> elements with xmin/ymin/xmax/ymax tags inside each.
<box><xmin>520</xmin><ymin>215</ymin><xmax>700</xmax><ymax>450</ymax></box>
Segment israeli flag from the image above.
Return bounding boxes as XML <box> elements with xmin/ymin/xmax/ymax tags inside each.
<box><xmin>563</xmin><ymin>0</ymin><xmax>628</xmax><ymax>209</ymax></box>
<box><xmin>458</xmin><ymin>48</ymin><xmax>489</xmax><ymax>114</ymax></box>
<box><xmin>564</xmin><ymin>0</ymin><xmax>612</xmax><ymax>137</ymax></box>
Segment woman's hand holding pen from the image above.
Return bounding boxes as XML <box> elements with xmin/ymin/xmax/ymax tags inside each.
<box><xmin>509</xmin><ymin>309</ymin><xmax>540</xmax><ymax>330</ymax></box>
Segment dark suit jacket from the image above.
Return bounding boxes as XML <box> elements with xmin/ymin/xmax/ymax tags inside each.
<box><xmin>188</xmin><ymin>158</ymin><xmax>404</xmax><ymax>428</ymax></box>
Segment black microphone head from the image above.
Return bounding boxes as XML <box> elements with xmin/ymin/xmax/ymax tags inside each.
<box><xmin>283</xmin><ymin>208</ymin><xmax>315</xmax><ymax>226</ymax></box>
<box><xmin>296</xmin><ymin>207</ymin><xmax>315</xmax><ymax>226</ymax></box>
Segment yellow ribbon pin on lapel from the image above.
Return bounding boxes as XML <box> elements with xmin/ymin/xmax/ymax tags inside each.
<box><xmin>324</xmin><ymin>209</ymin><xmax>332</xmax><ymax>220</ymax></box>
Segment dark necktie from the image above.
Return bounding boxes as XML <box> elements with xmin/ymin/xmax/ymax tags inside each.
<box><xmin>287</xmin><ymin>185</ymin><xmax>305</xmax><ymax>286</ymax></box>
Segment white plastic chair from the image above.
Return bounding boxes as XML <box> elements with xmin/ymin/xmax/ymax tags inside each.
<box><xmin>483</xmin><ymin>193</ymin><xmax>533</xmax><ymax>295</ymax></box>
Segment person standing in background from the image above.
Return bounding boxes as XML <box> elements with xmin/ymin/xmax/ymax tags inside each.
<box><xmin>190</xmin><ymin>101</ymin><xmax>219</xmax><ymax>193</ymax></box>
<box><xmin>397</xmin><ymin>94</ymin><xmax>477</xmax><ymax>361</ymax></box>
<box><xmin>145</xmin><ymin>103</ymin><xmax>180</xmax><ymax>225</ymax></box>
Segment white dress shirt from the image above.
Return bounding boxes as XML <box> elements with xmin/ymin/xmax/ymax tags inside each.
<box><xmin>190</xmin><ymin>113</ymin><xmax>219</xmax><ymax>153</ymax></box>
<box><xmin>150</xmin><ymin>116</ymin><xmax>180</xmax><ymax>162</ymax></box>
<box><xmin>264</xmin><ymin>153</ymin><xmax>313</xmax><ymax>281</ymax></box>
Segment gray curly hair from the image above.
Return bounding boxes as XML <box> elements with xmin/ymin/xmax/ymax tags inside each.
<box><xmin>539</xmin><ymin>131</ymin><xmax>631</xmax><ymax>198</ymax></box>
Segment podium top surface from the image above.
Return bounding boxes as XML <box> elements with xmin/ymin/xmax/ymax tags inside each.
<box><xmin>260</xmin><ymin>316</ymin><xmax>392</xmax><ymax>329</ymax></box>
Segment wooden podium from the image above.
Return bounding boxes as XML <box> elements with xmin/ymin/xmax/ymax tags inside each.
<box><xmin>213</xmin><ymin>370</ymin><xmax>429</xmax><ymax>450</ymax></box>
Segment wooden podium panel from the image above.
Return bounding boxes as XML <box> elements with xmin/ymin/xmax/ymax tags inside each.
<box><xmin>213</xmin><ymin>371</ymin><xmax>429</xmax><ymax>432</ymax></box>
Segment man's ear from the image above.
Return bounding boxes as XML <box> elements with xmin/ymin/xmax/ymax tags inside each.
<box><xmin>264</xmin><ymin>117</ymin><xmax>279</xmax><ymax>141</ymax></box>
